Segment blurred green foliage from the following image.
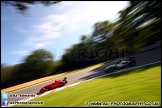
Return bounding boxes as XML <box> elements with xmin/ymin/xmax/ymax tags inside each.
<box><xmin>1</xmin><ymin>1</ymin><xmax>61</xmax><ymax>14</ymax></box>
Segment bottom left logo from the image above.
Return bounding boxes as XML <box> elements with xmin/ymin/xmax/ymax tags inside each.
<box><xmin>2</xmin><ymin>100</ymin><xmax>8</xmax><ymax>106</ymax></box>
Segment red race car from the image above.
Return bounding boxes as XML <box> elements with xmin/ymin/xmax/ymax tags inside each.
<box><xmin>37</xmin><ymin>77</ymin><xmax>67</xmax><ymax>95</ymax></box>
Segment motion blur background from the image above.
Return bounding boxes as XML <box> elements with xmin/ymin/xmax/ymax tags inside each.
<box><xmin>1</xmin><ymin>1</ymin><xmax>161</xmax><ymax>89</ymax></box>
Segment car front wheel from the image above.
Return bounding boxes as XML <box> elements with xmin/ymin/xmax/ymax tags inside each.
<box><xmin>40</xmin><ymin>88</ymin><xmax>46</xmax><ymax>93</ymax></box>
<box><xmin>105</xmin><ymin>70</ymin><xmax>108</xmax><ymax>73</ymax></box>
<box><xmin>109</xmin><ymin>67</ymin><xmax>114</xmax><ymax>72</ymax></box>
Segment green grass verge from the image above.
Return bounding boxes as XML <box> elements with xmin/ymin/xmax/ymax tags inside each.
<box><xmin>13</xmin><ymin>63</ymin><xmax>161</xmax><ymax>107</ymax></box>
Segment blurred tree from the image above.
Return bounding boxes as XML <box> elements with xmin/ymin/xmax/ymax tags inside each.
<box><xmin>1</xmin><ymin>64</ymin><xmax>21</xmax><ymax>89</ymax></box>
<box><xmin>119</xmin><ymin>1</ymin><xmax>161</xmax><ymax>29</ymax></box>
<box><xmin>92</xmin><ymin>21</ymin><xmax>114</xmax><ymax>43</ymax></box>
<box><xmin>1</xmin><ymin>1</ymin><xmax>61</xmax><ymax>14</ymax></box>
<box><xmin>10</xmin><ymin>49</ymin><xmax>55</xmax><ymax>81</ymax></box>
<box><xmin>1</xmin><ymin>64</ymin><xmax>5</xmax><ymax>68</ymax></box>
<box><xmin>115</xmin><ymin>1</ymin><xmax>161</xmax><ymax>52</ymax></box>
<box><xmin>80</xmin><ymin>35</ymin><xmax>88</xmax><ymax>42</ymax></box>
<box><xmin>61</xmin><ymin>42</ymin><xmax>93</xmax><ymax>71</ymax></box>
<box><xmin>25</xmin><ymin>49</ymin><xmax>53</xmax><ymax>63</ymax></box>
<box><xmin>23</xmin><ymin>49</ymin><xmax>54</xmax><ymax>76</ymax></box>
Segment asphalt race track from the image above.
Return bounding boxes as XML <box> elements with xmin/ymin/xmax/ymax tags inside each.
<box><xmin>3</xmin><ymin>48</ymin><xmax>161</xmax><ymax>102</ymax></box>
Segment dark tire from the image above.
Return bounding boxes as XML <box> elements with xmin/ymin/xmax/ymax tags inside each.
<box><xmin>105</xmin><ymin>70</ymin><xmax>108</xmax><ymax>73</ymax></box>
<box><xmin>131</xmin><ymin>61</ymin><xmax>136</xmax><ymax>66</ymax></box>
<box><xmin>48</xmin><ymin>88</ymin><xmax>52</xmax><ymax>90</ymax></box>
<box><xmin>61</xmin><ymin>82</ymin><xmax>65</xmax><ymax>86</ymax></box>
<box><xmin>65</xmin><ymin>81</ymin><xmax>67</xmax><ymax>84</ymax></box>
<box><xmin>109</xmin><ymin>67</ymin><xmax>114</xmax><ymax>72</ymax></box>
<box><xmin>40</xmin><ymin>88</ymin><xmax>46</xmax><ymax>93</ymax></box>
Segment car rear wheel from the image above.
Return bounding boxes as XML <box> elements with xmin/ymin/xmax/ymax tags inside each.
<box><xmin>131</xmin><ymin>61</ymin><xmax>136</xmax><ymax>66</ymax></box>
<box><xmin>61</xmin><ymin>82</ymin><xmax>65</xmax><ymax>86</ymax></box>
<box><xmin>65</xmin><ymin>81</ymin><xmax>68</xmax><ymax>84</ymax></box>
